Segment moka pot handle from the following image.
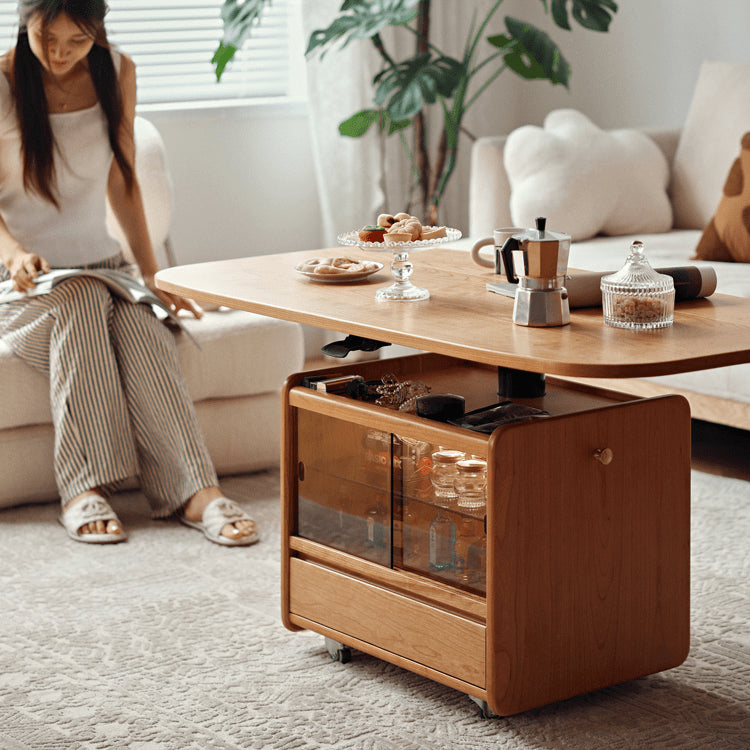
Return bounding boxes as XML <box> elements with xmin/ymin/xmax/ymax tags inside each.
<box><xmin>501</xmin><ymin>237</ymin><xmax>521</xmax><ymax>284</ymax></box>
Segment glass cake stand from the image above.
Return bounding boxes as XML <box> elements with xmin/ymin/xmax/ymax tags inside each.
<box><xmin>337</xmin><ymin>228</ymin><xmax>462</xmax><ymax>301</ymax></box>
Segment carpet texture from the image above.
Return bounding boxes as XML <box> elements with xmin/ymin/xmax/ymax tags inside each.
<box><xmin>0</xmin><ymin>469</ymin><xmax>748</xmax><ymax>749</ymax></box>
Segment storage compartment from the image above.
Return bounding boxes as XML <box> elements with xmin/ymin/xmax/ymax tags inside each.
<box><xmin>282</xmin><ymin>353</ymin><xmax>691</xmax><ymax>716</ymax></box>
<box><xmin>297</xmin><ymin>413</ymin><xmax>392</xmax><ymax>565</ymax></box>
<box><xmin>295</xmin><ymin>403</ymin><xmax>490</xmax><ymax>593</ymax></box>
<box><xmin>289</xmin><ymin>558</ymin><xmax>486</xmax><ymax>688</ymax></box>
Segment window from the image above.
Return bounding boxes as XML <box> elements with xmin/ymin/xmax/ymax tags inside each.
<box><xmin>0</xmin><ymin>0</ymin><xmax>305</xmax><ymax>107</ymax></box>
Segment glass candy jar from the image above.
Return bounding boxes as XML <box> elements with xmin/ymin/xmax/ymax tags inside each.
<box><xmin>429</xmin><ymin>450</ymin><xmax>465</xmax><ymax>505</ymax></box>
<box><xmin>454</xmin><ymin>459</ymin><xmax>487</xmax><ymax>511</ymax></box>
<box><xmin>600</xmin><ymin>241</ymin><xmax>675</xmax><ymax>329</ymax></box>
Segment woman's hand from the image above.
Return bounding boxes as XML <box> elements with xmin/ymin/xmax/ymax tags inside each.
<box><xmin>8</xmin><ymin>251</ymin><xmax>51</xmax><ymax>293</ymax></box>
<box><xmin>142</xmin><ymin>274</ymin><xmax>203</xmax><ymax>319</ymax></box>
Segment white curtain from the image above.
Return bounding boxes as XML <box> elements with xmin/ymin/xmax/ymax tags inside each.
<box><xmin>301</xmin><ymin>1</ymin><xmax>521</xmax><ymax>242</ymax></box>
<box><xmin>302</xmin><ymin>0</ymin><xmax>387</xmax><ymax>246</ymax></box>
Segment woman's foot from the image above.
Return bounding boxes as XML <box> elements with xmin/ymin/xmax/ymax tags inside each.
<box><xmin>59</xmin><ymin>492</ymin><xmax>127</xmax><ymax>543</ymax></box>
<box><xmin>181</xmin><ymin>486</ymin><xmax>257</xmax><ymax>543</ymax></box>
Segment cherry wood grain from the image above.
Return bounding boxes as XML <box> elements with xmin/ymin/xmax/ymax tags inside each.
<box><xmin>281</xmin><ymin>353</ymin><xmax>693</xmax><ymax>715</ymax></box>
<box><xmin>288</xmin><ymin>613</ymin><xmax>489</xmax><ymax>702</ymax></box>
<box><xmin>486</xmin><ymin>394</ymin><xmax>691</xmax><ymax>715</ymax></box>
<box><xmin>289</xmin><ymin>558</ymin><xmax>486</xmax><ymax>688</ymax></box>
<box><xmin>156</xmin><ymin>247</ymin><xmax>750</xmax><ymax>378</ymax></box>
<box><xmin>289</xmin><ymin>536</ymin><xmax>487</xmax><ymax>621</ymax></box>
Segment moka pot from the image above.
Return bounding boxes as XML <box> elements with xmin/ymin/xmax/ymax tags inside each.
<box><xmin>500</xmin><ymin>217</ymin><xmax>571</xmax><ymax>327</ymax></box>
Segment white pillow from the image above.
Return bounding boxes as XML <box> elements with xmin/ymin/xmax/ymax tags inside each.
<box><xmin>504</xmin><ymin>109</ymin><xmax>672</xmax><ymax>241</ymax></box>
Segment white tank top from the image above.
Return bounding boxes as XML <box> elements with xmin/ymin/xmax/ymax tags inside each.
<box><xmin>0</xmin><ymin>49</ymin><xmax>122</xmax><ymax>267</ymax></box>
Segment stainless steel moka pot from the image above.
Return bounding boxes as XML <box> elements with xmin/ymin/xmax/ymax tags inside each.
<box><xmin>500</xmin><ymin>217</ymin><xmax>571</xmax><ymax>327</ymax></box>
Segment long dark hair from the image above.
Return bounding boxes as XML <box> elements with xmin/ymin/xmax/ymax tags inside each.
<box><xmin>12</xmin><ymin>0</ymin><xmax>133</xmax><ymax>207</ymax></box>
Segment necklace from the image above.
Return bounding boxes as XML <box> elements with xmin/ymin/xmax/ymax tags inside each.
<box><xmin>46</xmin><ymin>79</ymin><xmax>96</xmax><ymax>113</ymax></box>
<box><xmin>44</xmin><ymin>64</ymin><xmax>92</xmax><ymax>113</ymax></box>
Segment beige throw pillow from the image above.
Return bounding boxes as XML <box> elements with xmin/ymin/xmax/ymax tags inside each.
<box><xmin>694</xmin><ymin>132</ymin><xmax>750</xmax><ymax>263</ymax></box>
<box><xmin>671</xmin><ymin>61</ymin><xmax>750</xmax><ymax>230</ymax></box>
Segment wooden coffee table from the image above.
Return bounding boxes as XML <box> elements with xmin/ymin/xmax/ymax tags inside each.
<box><xmin>157</xmin><ymin>247</ymin><xmax>750</xmax><ymax>716</ymax></box>
<box><xmin>156</xmin><ymin>246</ymin><xmax>750</xmax><ymax>378</ymax></box>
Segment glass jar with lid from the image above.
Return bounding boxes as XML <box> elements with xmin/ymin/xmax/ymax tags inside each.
<box><xmin>429</xmin><ymin>449</ymin><xmax>465</xmax><ymax>505</ymax></box>
<box><xmin>454</xmin><ymin>458</ymin><xmax>487</xmax><ymax>511</ymax></box>
<box><xmin>600</xmin><ymin>240</ymin><xmax>675</xmax><ymax>329</ymax></box>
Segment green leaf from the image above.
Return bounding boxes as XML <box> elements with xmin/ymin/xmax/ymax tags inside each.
<box><xmin>212</xmin><ymin>42</ymin><xmax>238</xmax><ymax>82</ymax></box>
<box><xmin>339</xmin><ymin>109</ymin><xmax>380</xmax><ymax>137</ymax></box>
<box><xmin>549</xmin><ymin>0</ymin><xmax>571</xmax><ymax>29</ymax></box>
<box><xmin>489</xmin><ymin>17</ymin><xmax>571</xmax><ymax>87</ymax></box>
<box><xmin>571</xmin><ymin>0</ymin><xmax>618</xmax><ymax>32</ymax></box>
<box><xmin>306</xmin><ymin>0</ymin><xmax>420</xmax><ymax>57</ymax></box>
<box><xmin>306</xmin><ymin>16</ymin><xmax>360</xmax><ymax>56</ymax></box>
<box><xmin>338</xmin><ymin>109</ymin><xmax>411</xmax><ymax>138</ymax></box>
<box><xmin>373</xmin><ymin>53</ymin><xmax>464</xmax><ymax>121</ymax></box>
<box><xmin>549</xmin><ymin>0</ymin><xmax>618</xmax><ymax>32</ymax></box>
<box><xmin>213</xmin><ymin>0</ymin><xmax>273</xmax><ymax>81</ymax></box>
<box><xmin>387</xmin><ymin>117</ymin><xmax>412</xmax><ymax>135</ymax></box>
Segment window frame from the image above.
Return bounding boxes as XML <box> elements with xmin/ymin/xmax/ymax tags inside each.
<box><xmin>0</xmin><ymin>0</ymin><xmax>307</xmax><ymax>112</ymax></box>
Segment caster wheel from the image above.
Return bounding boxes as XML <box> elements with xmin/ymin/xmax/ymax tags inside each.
<box><xmin>324</xmin><ymin>637</ymin><xmax>352</xmax><ymax>664</ymax></box>
<box><xmin>468</xmin><ymin>695</ymin><xmax>499</xmax><ymax>719</ymax></box>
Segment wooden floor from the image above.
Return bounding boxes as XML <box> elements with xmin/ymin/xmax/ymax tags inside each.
<box><xmin>690</xmin><ymin>419</ymin><xmax>750</xmax><ymax>481</ymax></box>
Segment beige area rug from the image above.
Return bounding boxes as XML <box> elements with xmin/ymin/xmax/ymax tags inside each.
<box><xmin>0</xmin><ymin>468</ymin><xmax>748</xmax><ymax>750</ymax></box>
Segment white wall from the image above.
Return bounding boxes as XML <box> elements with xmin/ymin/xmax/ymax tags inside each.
<box><xmin>144</xmin><ymin>102</ymin><xmax>324</xmax><ymax>266</ymax></box>
<box><xmin>146</xmin><ymin>0</ymin><xmax>750</xmax><ymax>265</ymax></box>
<box><xmin>501</xmin><ymin>0</ymin><xmax>750</xmax><ymax>130</ymax></box>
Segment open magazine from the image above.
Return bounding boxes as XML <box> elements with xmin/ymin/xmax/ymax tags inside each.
<box><xmin>0</xmin><ymin>267</ymin><xmax>197</xmax><ymax>346</ymax></box>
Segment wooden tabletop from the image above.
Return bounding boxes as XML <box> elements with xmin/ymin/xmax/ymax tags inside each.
<box><xmin>156</xmin><ymin>247</ymin><xmax>750</xmax><ymax>378</ymax></box>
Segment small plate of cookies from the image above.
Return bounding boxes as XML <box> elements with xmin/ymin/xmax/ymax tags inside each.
<box><xmin>295</xmin><ymin>256</ymin><xmax>384</xmax><ymax>283</ymax></box>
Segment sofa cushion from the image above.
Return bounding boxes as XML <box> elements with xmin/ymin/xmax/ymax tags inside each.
<box><xmin>0</xmin><ymin>309</ymin><xmax>304</xmax><ymax>431</ymax></box>
<box><xmin>568</xmin><ymin>229</ymin><xmax>750</xmax><ymax>299</ymax></box>
<box><xmin>504</xmin><ymin>109</ymin><xmax>672</xmax><ymax>242</ymax></box>
<box><xmin>694</xmin><ymin>132</ymin><xmax>750</xmax><ymax>262</ymax></box>
<box><xmin>176</xmin><ymin>309</ymin><xmax>304</xmax><ymax>401</ymax></box>
<box><xmin>671</xmin><ymin>61</ymin><xmax>750</xmax><ymax>230</ymax></box>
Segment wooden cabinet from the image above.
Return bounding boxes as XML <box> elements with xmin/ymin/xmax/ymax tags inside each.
<box><xmin>281</xmin><ymin>354</ymin><xmax>691</xmax><ymax>716</ymax></box>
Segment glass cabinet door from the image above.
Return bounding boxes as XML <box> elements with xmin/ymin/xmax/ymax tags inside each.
<box><xmin>394</xmin><ymin>435</ymin><xmax>487</xmax><ymax>594</ymax></box>
<box><xmin>296</xmin><ymin>410</ymin><xmax>391</xmax><ymax>566</ymax></box>
<box><xmin>295</xmin><ymin>409</ymin><xmax>487</xmax><ymax>590</ymax></box>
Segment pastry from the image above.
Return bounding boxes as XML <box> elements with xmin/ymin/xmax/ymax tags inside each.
<box><xmin>377</xmin><ymin>214</ymin><xmax>396</xmax><ymax>228</ymax></box>
<box><xmin>421</xmin><ymin>225</ymin><xmax>447</xmax><ymax>240</ymax></box>
<box><xmin>384</xmin><ymin>231</ymin><xmax>413</xmax><ymax>243</ymax></box>
<box><xmin>388</xmin><ymin>217</ymin><xmax>422</xmax><ymax>241</ymax></box>
<box><xmin>358</xmin><ymin>225</ymin><xmax>387</xmax><ymax>243</ymax></box>
<box><xmin>298</xmin><ymin>257</ymin><xmax>380</xmax><ymax>276</ymax></box>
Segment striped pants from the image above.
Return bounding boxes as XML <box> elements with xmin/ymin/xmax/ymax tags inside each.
<box><xmin>0</xmin><ymin>257</ymin><xmax>217</xmax><ymax>515</ymax></box>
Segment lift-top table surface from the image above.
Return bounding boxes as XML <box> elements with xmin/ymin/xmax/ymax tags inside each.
<box><xmin>156</xmin><ymin>246</ymin><xmax>750</xmax><ymax>378</ymax></box>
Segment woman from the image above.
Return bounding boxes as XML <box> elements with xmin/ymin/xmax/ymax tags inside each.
<box><xmin>0</xmin><ymin>0</ymin><xmax>258</xmax><ymax>546</ymax></box>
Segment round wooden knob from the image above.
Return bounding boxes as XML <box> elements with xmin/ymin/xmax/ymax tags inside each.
<box><xmin>594</xmin><ymin>448</ymin><xmax>614</xmax><ymax>465</ymax></box>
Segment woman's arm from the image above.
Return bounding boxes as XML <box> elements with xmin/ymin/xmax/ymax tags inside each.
<box><xmin>0</xmin><ymin>212</ymin><xmax>50</xmax><ymax>292</ymax></box>
<box><xmin>0</xmin><ymin>54</ymin><xmax>50</xmax><ymax>292</ymax></box>
<box><xmin>106</xmin><ymin>54</ymin><xmax>201</xmax><ymax>318</ymax></box>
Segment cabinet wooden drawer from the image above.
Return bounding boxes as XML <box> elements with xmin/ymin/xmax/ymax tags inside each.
<box><xmin>289</xmin><ymin>557</ymin><xmax>485</xmax><ymax>688</ymax></box>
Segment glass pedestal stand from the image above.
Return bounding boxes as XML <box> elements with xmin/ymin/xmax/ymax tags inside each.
<box><xmin>375</xmin><ymin>250</ymin><xmax>430</xmax><ymax>301</ymax></box>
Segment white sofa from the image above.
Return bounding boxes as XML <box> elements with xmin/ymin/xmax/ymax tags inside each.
<box><xmin>0</xmin><ymin>117</ymin><xmax>305</xmax><ymax>509</ymax></box>
<box><xmin>469</xmin><ymin>62</ymin><xmax>750</xmax><ymax>431</ymax></box>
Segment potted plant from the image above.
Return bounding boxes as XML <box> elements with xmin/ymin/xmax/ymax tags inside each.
<box><xmin>214</xmin><ymin>0</ymin><xmax>618</xmax><ymax>224</ymax></box>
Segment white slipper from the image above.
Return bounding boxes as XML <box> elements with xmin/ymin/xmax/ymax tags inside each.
<box><xmin>178</xmin><ymin>497</ymin><xmax>259</xmax><ymax>547</ymax></box>
<box><xmin>58</xmin><ymin>494</ymin><xmax>128</xmax><ymax>544</ymax></box>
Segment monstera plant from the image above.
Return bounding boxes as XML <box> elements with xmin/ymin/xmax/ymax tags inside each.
<box><xmin>214</xmin><ymin>0</ymin><xmax>618</xmax><ymax>224</ymax></box>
